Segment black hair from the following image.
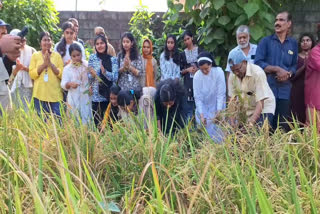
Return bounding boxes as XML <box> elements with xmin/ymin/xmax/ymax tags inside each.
<box><xmin>57</xmin><ymin>21</ymin><xmax>74</xmax><ymax>57</ymax></box>
<box><xmin>156</xmin><ymin>79</ymin><xmax>185</xmax><ymax>103</ymax></box>
<box><xmin>110</xmin><ymin>85</ymin><xmax>121</xmax><ymax>96</ymax></box>
<box><xmin>68</xmin><ymin>18</ymin><xmax>78</xmax><ymax>25</ymax></box>
<box><xmin>164</xmin><ymin>34</ymin><xmax>180</xmax><ymax>65</ymax></box>
<box><xmin>94</xmin><ymin>34</ymin><xmax>108</xmax><ymax>54</ymax></box>
<box><xmin>117</xmin><ymin>89</ymin><xmax>142</xmax><ymax>107</ymax></box>
<box><xmin>39</xmin><ymin>32</ymin><xmax>51</xmax><ymax>42</ymax></box>
<box><xmin>120</xmin><ymin>32</ymin><xmax>139</xmax><ymax>61</ymax></box>
<box><xmin>278</xmin><ymin>11</ymin><xmax>292</xmax><ymax>22</ymax></box>
<box><xmin>197</xmin><ymin>51</ymin><xmax>216</xmax><ymax>67</ymax></box>
<box><xmin>298</xmin><ymin>33</ymin><xmax>316</xmax><ymax>53</ymax></box>
<box><xmin>68</xmin><ymin>43</ymin><xmax>82</xmax><ymax>56</ymax></box>
<box><xmin>182</xmin><ymin>30</ymin><xmax>193</xmax><ymax>40</ymax></box>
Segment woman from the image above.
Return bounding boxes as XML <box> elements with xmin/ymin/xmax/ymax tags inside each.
<box><xmin>290</xmin><ymin>33</ymin><xmax>315</xmax><ymax>124</ymax></box>
<box><xmin>155</xmin><ymin>79</ymin><xmax>188</xmax><ymax>135</ymax></box>
<box><xmin>117</xmin><ymin>32</ymin><xmax>143</xmax><ymax>91</ymax></box>
<box><xmin>305</xmin><ymin>26</ymin><xmax>320</xmax><ymax>132</ymax></box>
<box><xmin>88</xmin><ymin>35</ymin><xmax>119</xmax><ymax>126</ymax></box>
<box><xmin>101</xmin><ymin>84</ymin><xmax>121</xmax><ymax>130</ymax></box>
<box><xmin>61</xmin><ymin>43</ymin><xmax>91</xmax><ymax>124</ymax></box>
<box><xmin>160</xmin><ymin>35</ymin><xmax>180</xmax><ymax>81</ymax></box>
<box><xmin>193</xmin><ymin>52</ymin><xmax>226</xmax><ymax>143</ymax></box>
<box><xmin>180</xmin><ymin>30</ymin><xmax>203</xmax><ymax>121</ymax></box>
<box><xmin>94</xmin><ymin>26</ymin><xmax>116</xmax><ymax>57</ymax></box>
<box><xmin>9</xmin><ymin>29</ymin><xmax>36</xmax><ymax>110</ymax></box>
<box><xmin>29</xmin><ymin>32</ymin><xmax>64</xmax><ymax>117</ymax></box>
<box><xmin>141</xmin><ymin>38</ymin><xmax>157</xmax><ymax>87</ymax></box>
<box><xmin>54</xmin><ymin>21</ymin><xmax>86</xmax><ymax>65</ymax></box>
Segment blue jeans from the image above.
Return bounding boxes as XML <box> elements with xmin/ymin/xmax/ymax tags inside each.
<box><xmin>273</xmin><ymin>99</ymin><xmax>290</xmax><ymax>131</ymax></box>
<box><xmin>34</xmin><ymin>98</ymin><xmax>62</xmax><ymax>118</ymax></box>
<box><xmin>185</xmin><ymin>101</ymin><xmax>195</xmax><ymax>122</ymax></box>
<box><xmin>257</xmin><ymin>113</ymin><xmax>274</xmax><ymax>127</ymax></box>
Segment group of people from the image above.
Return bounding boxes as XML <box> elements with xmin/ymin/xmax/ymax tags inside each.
<box><xmin>0</xmin><ymin>10</ymin><xmax>320</xmax><ymax>143</ymax></box>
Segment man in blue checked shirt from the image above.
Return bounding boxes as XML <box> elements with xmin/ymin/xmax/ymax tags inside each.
<box><xmin>255</xmin><ymin>11</ymin><xmax>298</xmax><ymax>131</ymax></box>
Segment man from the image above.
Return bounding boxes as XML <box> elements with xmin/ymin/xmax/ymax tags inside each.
<box><xmin>68</xmin><ymin>18</ymin><xmax>84</xmax><ymax>47</ymax></box>
<box><xmin>254</xmin><ymin>11</ymin><xmax>298</xmax><ymax>130</ymax></box>
<box><xmin>0</xmin><ymin>19</ymin><xmax>9</xmax><ymax>39</ymax></box>
<box><xmin>228</xmin><ymin>49</ymin><xmax>275</xmax><ymax>127</ymax></box>
<box><xmin>226</xmin><ymin>25</ymin><xmax>257</xmax><ymax>81</ymax></box>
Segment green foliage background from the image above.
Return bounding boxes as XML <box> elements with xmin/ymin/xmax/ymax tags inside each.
<box><xmin>0</xmin><ymin>0</ymin><xmax>60</xmax><ymax>49</ymax></box>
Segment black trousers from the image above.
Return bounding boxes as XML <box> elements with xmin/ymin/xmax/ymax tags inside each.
<box><xmin>92</xmin><ymin>101</ymin><xmax>109</xmax><ymax>127</ymax></box>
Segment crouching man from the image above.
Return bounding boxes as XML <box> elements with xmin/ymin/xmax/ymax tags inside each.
<box><xmin>228</xmin><ymin>49</ymin><xmax>275</xmax><ymax>127</ymax></box>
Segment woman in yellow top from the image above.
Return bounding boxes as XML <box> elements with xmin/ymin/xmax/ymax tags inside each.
<box><xmin>29</xmin><ymin>32</ymin><xmax>64</xmax><ymax>117</ymax></box>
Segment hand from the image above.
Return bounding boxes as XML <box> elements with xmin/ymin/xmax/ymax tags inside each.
<box><xmin>88</xmin><ymin>86</ymin><xmax>93</xmax><ymax>96</ymax></box>
<box><xmin>68</xmin><ymin>82</ymin><xmax>79</xmax><ymax>89</ymax></box>
<box><xmin>0</xmin><ymin>35</ymin><xmax>22</xmax><ymax>59</ymax></box>
<box><xmin>100</xmin><ymin>61</ymin><xmax>105</xmax><ymax>74</ymax></box>
<box><xmin>200</xmin><ymin>114</ymin><xmax>207</xmax><ymax>126</ymax></box>
<box><xmin>43</xmin><ymin>51</ymin><xmax>50</xmax><ymax>67</ymax></box>
<box><xmin>89</xmin><ymin>67</ymin><xmax>97</xmax><ymax>77</ymax></box>
<box><xmin>276</xmin><ymin>67</ymin><xmax>290</xmax><ymax>82</ymax></box>
<box><xmin>124</xmin><ymin>56</ymin><xmax>130</xmax><ymax>70</ymax></box>
<box><xmin>65</xmin><ymin>59</ymin><xmax>71</xmax><ymax>65</ymax></box>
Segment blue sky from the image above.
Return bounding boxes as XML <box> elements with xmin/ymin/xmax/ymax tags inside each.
<box><xmin>53</xmin><ymin>0</ymin><xmax>168</xmax><ymax>11</ymax></box>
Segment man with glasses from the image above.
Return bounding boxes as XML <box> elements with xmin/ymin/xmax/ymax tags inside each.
<box><xmin>228</xmin><ymin>49</ymin><xmax>275</xmax><ymax>127</ymax></box>
<box><xmin>255</xmin><ymin>11</ymin><xmax>298</xmax><ymax>130</ymax></box>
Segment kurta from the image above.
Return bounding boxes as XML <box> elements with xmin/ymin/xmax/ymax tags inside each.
<box><xmin>193</xmin><ymin>66</ymin><xmax>226</xmax><ymax>143</ymax></box>
<box><xmin>118</xmin><ymin>55</ymin><xmax>143</xmax><ymax>91</ymax></box>
<box><xmin>61</xmin><ymin>62</ymin><xmax>92</xmax><ymax>124</ymax></box>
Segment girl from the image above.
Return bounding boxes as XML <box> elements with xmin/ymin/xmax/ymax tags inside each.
<box><xmin>193</xmin><ymin>52</ymin><xmax>226</xmax><ymax>143</ymax></box>
<box><xmin>160</xmin><ymin>35</ymin><xmax>180</xmax><ymax>80</ymax></box>
<box><xmin>290</xmin><ymin>33</ymin><xmax>315</xmax><ymax>124</ymax></box>
<box><xmin>141</xmin><ymin>38</ymin><xmax>158</xmax><ymax>87</ymax></box>
<box><xmin>29</xmin><ymin>32</ymin><xmax>64</xmax><ymax>117</ymax></box>
<box><xmin>94</xmin><ymin>26</ymin><xmax>116</xmax><ymax>57</ymax></box>
<box><xmin>180</xmin><ymin>30</ymin><xmax>203</xmax><ymax>121</ymax></box>
<box><xmin>101</xmin><ymin>84</ymin><xmax>121</xmax><ymax>130</ymax></box>
<box><xmin>155</xmin><ymin>79</ymin><xmax>188</xmax><ymax>135</ymax></box>
<box><xmin>54</xmin><ymin>21</ymin><xmax>86</xmax><ymax>65</ymax></box>
<box><xmin>88</xmin><ymin>35</ymin><xmax>119</xmax><ymax>126</ymax></box>
<box><xmin>118</xmin><ymin>32</ymin><xmax>143</xmax><ymax>91</ymax></box>
<box><xmin>61</xmin><ymin>43</ymin><xmax>91</xmax><ymax>124</ymax></box>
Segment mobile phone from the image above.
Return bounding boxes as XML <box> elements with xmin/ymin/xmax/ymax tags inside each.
<box><xmin>17</xmin><ymin>26</ymin><xmax>28</xmax><ymax>38</ymax></box>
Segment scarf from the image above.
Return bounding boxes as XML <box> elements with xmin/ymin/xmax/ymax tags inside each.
<box><xmin>142</xmin><ymin>39</ymin><xmax>155</xmax><ymax>87</ymax></box>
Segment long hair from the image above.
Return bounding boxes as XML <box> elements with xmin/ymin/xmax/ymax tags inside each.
<box><xmin>120</xmin><ymin>32</ymin><xmax>139</xmax><ymax>61</ymax></box>
<box><xmin>164</xmin><ymin>34</ymin><xmax>180</xmax><ymax>65</ymax></box>
<box><xmin>57</xmin><ymin>21</ymin><xmax>74</xmax><ymax>57</ymax></box>
<box><xmin>156</xmin><ymin>79</ymin><xmax>185</xmax><ymax>104</ymax></box>
<box><xmin>39</xmin><ymin>31</ymin><xmax>52</xmax><ymax>43</ymax></box>
<box><xmin>298</xmin><ymin>33</ymin><xmax>316</xmax><ymax>53</ymax></box>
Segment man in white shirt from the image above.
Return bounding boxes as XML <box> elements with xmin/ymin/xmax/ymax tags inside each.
<box><xmin>226</xmin><ymin>25</ymin><xmax>257</xmax><ymax>82</ymax></box>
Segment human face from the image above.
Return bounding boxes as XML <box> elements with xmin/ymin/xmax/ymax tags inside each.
<box><xmin>274</xmin><ymin>12</ymin><xmax>291</xmax><ymax>34</ymax></box>
<box><xmin>230</xmin><ymin>61</ymin><xmax>247</xmax><ymax>79</ymax></box>
<box><xmin>199</xmin><ymin>63</ymin><xmax>211</xmax><ymax>75</ymax></box>
<box><xmin>142</xmin><ymin>41</ymin><xmax>151</xmax><ymax>55</ymax></box>
<box><xmin>64</xmin><ymin>27</ymin><xmax>75</xmax><ymax>44</ymax></box>
<box><xmin>95</xmin><ymin>38</ymin><xmax>106</xmax><ymax>54</ymax></box>
<box><xmin>237</xmin><ymin>33</ymin><xmax>249</xmax><ymax>49</ymax></box>
<box><xmin>122</xmin><ymin>37</ymin><xmax>132</xmax><ymax>52</ymax></box>
<box><xmin>162</xmin><ymin>101</ymin><xmax>175</xmax><ymax>108</ymax></box>
<box><xmin>0</xmin><ymin>26</ymin><xmax>7</xmax><ymax>39</ymax></box>
<box><xmin>300</xmin><ymin>36</ymin><xmax>313</xmax><ymax>52</ymax></box>
<box><xmin>110</xmin><ymin>93</ymin><xmax>118</xmax><ymax>107</ymax></box>
<box><xmin>71</xmin><ymin>21</ymin><xmax>79</xmax><ymax>35</ymax></box>
<box><xmin>183</xmin><ymin>35</ymin><xmax>193</xmax><ymax>48</ymax></box>
<box><xmin>166</xmin><ymin>37</ymin><xmax>175</xmax><ymax>51</ymax></box>
<box><xmin>40</xmin><ymin>35</ymin><xmax>52</xmax><ymax>52</ymax></box>
<box><xmin>71</xmin><ymin>50</ymin><xmax>82</xmax><ymax>63</ymax></box>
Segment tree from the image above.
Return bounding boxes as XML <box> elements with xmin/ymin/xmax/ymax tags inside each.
<box><xmin>0</xmin><ymin>0</ymin><xmax>60</xmax><ymax>49</ymax></box>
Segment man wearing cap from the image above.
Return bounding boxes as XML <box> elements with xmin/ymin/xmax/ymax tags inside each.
<box><xmin>225</xmin><ymin>25</ymin><xmax>257</xmax><ymax>82</ymax></box>
<box><xmin>228</xmin><ymin>50</ymin><xmax>276</xmax><ymax>127</ymax></box>
<box><xmin>254</xmin><ymin>11</ymin><xmax>298</xmax><ymax>130</ymax></box>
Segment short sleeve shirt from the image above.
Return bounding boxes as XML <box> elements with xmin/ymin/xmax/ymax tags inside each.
<box><xmin>228</xmin><ymin>63</ymin><xmax>276</xmax><ymax>117</ymax></box>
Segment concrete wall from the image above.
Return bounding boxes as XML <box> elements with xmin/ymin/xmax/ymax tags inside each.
<box><xmin>58</xmin><ymin>4</ymin><xmax>320</xmax><ymax>51</ymax></box>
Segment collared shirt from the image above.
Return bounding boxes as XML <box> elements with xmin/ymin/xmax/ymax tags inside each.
<box><xmin>225</xmin><ymin>43</ymin><xmax>257</xmax><ymax>72</ymax></box>
<box><xmin>228</xmin><ymin>63</ymin><xmax>276</xmax><ymax>117</ymax></box>
<box><xmin>254</xmin><ymin>34</ymin><xmax>298</xmax><ymax>99</ymax></box>
<box><xmin>29</xmin><ymin>51</ymin><xmax>64</xmax><ymax>102</ymax></box>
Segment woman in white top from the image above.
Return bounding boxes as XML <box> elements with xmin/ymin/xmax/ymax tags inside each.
<box><xmin>193</xmin><ymin>51</ymin><xmax>226</xmax><ymax>143</ymax></box>
<box><xmin>54</xmin><ymin>21</ymin><xmax>86</xmax><ymax>66</ymax></box>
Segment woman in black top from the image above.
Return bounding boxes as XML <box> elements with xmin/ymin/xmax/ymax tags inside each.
<box><xmin>180</xmin><ymin>30</ymin><xmax>203</xmax><ymax>122</ymax></box>
<box><xmin>155</xmin><ymin>79</ymin><xmax>188</xmax><ymax>135</ymax></box>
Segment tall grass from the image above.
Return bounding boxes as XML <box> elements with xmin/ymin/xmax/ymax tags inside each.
<box><xmin>0</xmin><ymin>104</ymin><xmax>319</xmax><ymax>213</ymax></box>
